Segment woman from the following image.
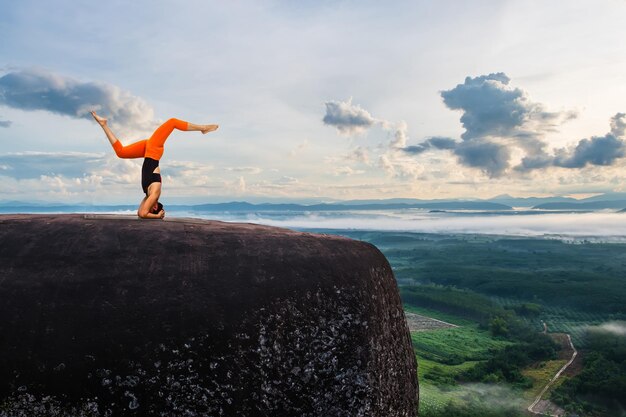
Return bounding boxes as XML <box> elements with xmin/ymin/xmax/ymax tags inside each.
<box><xmin>91</xmin><ymin>110</ymin><xmax>218</xmax><ymax>219</ymax></box>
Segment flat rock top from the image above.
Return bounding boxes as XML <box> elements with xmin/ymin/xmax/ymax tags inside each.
<box><xmin>0</xmin><ymin>213</ymin><xmax>340</xmax><ymax>238</ymax></box>
<box><xmin>0</xmin><ymin>213</ymin><xmax>384</xmax><ymax>288</ymax></box>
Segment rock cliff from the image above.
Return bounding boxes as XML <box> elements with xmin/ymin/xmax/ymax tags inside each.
<box><xmin>0</xmin><ymin>214</ymin><xmax>418</xmax><ymax>416</ymax></box>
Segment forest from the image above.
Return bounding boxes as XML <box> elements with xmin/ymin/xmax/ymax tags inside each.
<box><xmin>322</xmin><ymin>230</ymin><xmax>626</xmax><ymax>417</ymax></box>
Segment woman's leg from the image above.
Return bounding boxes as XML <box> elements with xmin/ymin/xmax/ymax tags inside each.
<box><xmin>188</xmin><ymin>122</ymin><xmax>219</xmax><ymax>134</ymax></box>
<box><xmin>144</xmin><ymin>118</ymin><xmax>219</xmax><ymax>160</ymax></box>
<box><xmin>112</xmin><ymin>139</ymin><xmax>147</xmax><ymax>159</ymax></box>
<box><xmin>144</xmin><ymin>118</ymin><xmax>188</xmax><ymax>160</ymax></box>
<box><xmin>91</xmin><ymin>111</ymin><xmax>146</xmax><ymax>158</ymax></box>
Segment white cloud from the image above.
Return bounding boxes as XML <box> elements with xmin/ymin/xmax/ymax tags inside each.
<box><xmin>588</xmin><ymin>321</ymin><xmax>626</xmax><ymax>337</ymax></box>
<box><xmin>238</xmin><ymin>211</ymin><xmax>626</xmax><ymax>240</ymax></box>
<box><xmin>275</xmin><ymin>175</ymin><xmax>298</xmax><ymax>185</ymax></box>
<box><xmin>225</xmin><ymin>166</ymin><xmax>262</xmax><ymax>174</ymax></box>
<box><xmin>390</xmin><ymin>121</ymin><xmax>408</xmax><ymax>148</ymax></box>
<box><xmin>346</xmin><ymin>146</ymin><xmax>370</xmax><ymax>165</ymax></box>
<box><xmin>322</xmin><ymin>98</ymin><xmax>377</xmax><ymax>136</ymax></box>
<box><xmin>236</xmin><ymin>176</ymin><xmax>246</xmax><ymax>193</ymax></box>
<box><xmin>0</xmin><ymin>69</ymin><xmax>158</xmax><ymax>136</ymax></box>
<box><xmin>0</xmin><ymin>152</ymin><xmax>105</xmax><ymax>179</ymax></box>
<box><xmin>334</xmin><ymin>166</ymin><xmax>365</xmax><ymax>176</ymax></box>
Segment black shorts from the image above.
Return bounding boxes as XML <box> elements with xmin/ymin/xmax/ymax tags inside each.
<box><xmin>141</xmin><ymin>158</ymin><xmax>161</xmax><ymax>194</ymax></box>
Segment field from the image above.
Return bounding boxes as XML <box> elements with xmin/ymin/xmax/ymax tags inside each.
<box><xmin>404</xmin><ymin>305</ymin><xmax>510</xmax><ymax>372</ymax></box>
<box><xmin>406</xmin><ymin>304</ymin><xmax>575</xmax><ymax>416</ymax></box>
<box><xmin>402</xmin><ymin>305</ymin><xmax>526</xmax><ymax>416</ymax></box>
<box><xmin>404</xmin><ymin>311</ymin><xmax>457</xmax><ymax>332</ymax></box>
<box><xmin>522</xmin><ymin>358</ymin><xmax>568</xmax><ymax>400</ymax></box>
<box><xmin>313</xmin><ymin>229</ymin><xmax>626</xmax><ymax>416</ymax></box>
<box><xmin>410</xmin><ymin>320</ymin><xmax>509</xmax><ymax>365</ymax></box>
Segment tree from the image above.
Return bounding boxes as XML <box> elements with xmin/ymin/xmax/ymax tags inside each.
<box><xmin>489</xmin><ymin>316</ymin><xmax>509</xmax><ymax>337</ymax></box>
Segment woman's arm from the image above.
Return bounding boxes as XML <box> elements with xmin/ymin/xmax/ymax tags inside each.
<box><xmin>140</xmin><ymin>210</ymin><xmax>165</xmax><ymax>219</ymax></box>
<box><xmin>137</xmin><ymin>190</ymin><xmax>164</xmax><ymax>219</ymax></box>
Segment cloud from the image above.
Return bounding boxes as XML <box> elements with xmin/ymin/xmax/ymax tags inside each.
<box><xmin>160</xmin><ymin>160</ymin><xmax>216</xmax><ymax>188</ymax></box>
<box><xmin>0</xmin><ymin>119</ymin><xmax>11</xmax><ymax>128</ymax></box>
<box><xmin>325</xmin><ymin>74</ymin><xmax>624</xmax><ymax>182</ymax></box>
<box><xmin>403</xmin><ymin>136</ymin><xmax>457</xmax><ymax>154</ymax></box>
<box><xmin>554</xmin><ymin>134</ymin><xmax>625</xmax><ymax>168</ymax></box>
<box><xmin>378</xmin><ymin>152</ymin><xmax>425</xmax><ymax>180</ymax></box>
<box><xmin>0</xmin><ymin>69</ymin><xmax>157</xmax><ymax>135</ymax></box>
<box><xmin>516</xmin><ymin>153</ymin><xmax>554</xmax><ymax>171</ymax></box>
<box><xmin>519</xmin><ymin>113</ymin><xmax>626</xmax><ymax>171</ymax></box>
<box><xmin>0</xmin><ymin>152</ymin><xmax>229</xmax><ymax>202</ymax></box>
<box><xmin>0</xmin><ymin>152</ymin><xmax>105</xmax><ymax>179</ymax></box>
<box><xmin>381</xmin><ymin>72</ymin><xmax>572</xmax><ymax>177</ymax></box>
<box><xmin>434</xmin><ymin>72</ymin><xmax>574</xmax><ymax>176</ymax></box>
<box><xmin>322</xmin><ymin>100</ymin><xmax>426</xmax><ymax>179</ymax></box>
<box><xmin>454</xmin><ymin>141</ymin><xmax>511</xmax><ymax>177</ymax></box>
<box><xmin>323</xmin><ymin>98</ymin><xmax>376</xmax><ymax>135</ymax></box>
<box><xmin>275</xmin><ymin>175</ymin><xmax>299</xmax><ymax>184</ymax></box>
<box><xmin>236</xmin><ymin>176</ymin><xmax>246</xmax><ymax>193</ymax></box>
<box><xmin>226</xmin><ymin>166</ymin><xmax>263</xmax><ymax>174</ymax></box>
<box><xmin>234</xmin><ymin>211</ymin><xmax>626</xmax><ymax>240</ymax></box>
<box><xmin>395</xmin><ymin>73</ymin><xmax>626</xmax><ymax>177</ymax></box>
<box><xmin>610</xmin><ymin>112</ymin><xmax>626</xmax><ymax>137</ymax></box>
<box><xmin>588</xmin><ymin>321</ymin><xmax>626</xmax><ymax>337</ymax></box>
<box><xmin>0</xmin><ymin>152</ymin><xmax>140</xmax><ymax>201</ymax></box>
<box><xmin>334</xmin><ymin>166</ymin><xmax>365</xmax><ymax>176</ymax></box>
<box><xmin>347</xmin><ymin>146</ymin><xmax>370</xmax><ymax>164</ymax></box>
<box><xmin>441</xmin><ymin>72</ymin><xmax>564</xmax><ymax>141</ymax></box>
<box><xmin>378</xmin><ymin>154</ymin><xmax>395</xmax><ymax>176</ymax></box>
<box><xmin>390</xmin><ymin>121</ymin><xmax>408</xmax><ymax>148</ymax></box>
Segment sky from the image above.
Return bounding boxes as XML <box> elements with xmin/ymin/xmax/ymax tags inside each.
<box><xmin>2</xmin><ymin>0</ymin><xmax>626</xmax><ymax>204</ymax></box>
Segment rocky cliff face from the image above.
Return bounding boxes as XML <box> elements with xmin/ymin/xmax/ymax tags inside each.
<box><xmin>0</xmin><ymin>214</ymin><xmax>418</xmax><ymax>416</ymax></box>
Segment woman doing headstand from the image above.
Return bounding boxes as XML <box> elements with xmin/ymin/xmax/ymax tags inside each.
<box><xmin>91</xmin><ymin>111</ymin><xmax>218</xmax><ymax>219</ymax></box>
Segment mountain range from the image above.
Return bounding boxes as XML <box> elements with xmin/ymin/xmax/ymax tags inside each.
<box><xmin>2</xmin><ymin>193</ymin><xmax>626</xmax><ymax>212</ymax></box>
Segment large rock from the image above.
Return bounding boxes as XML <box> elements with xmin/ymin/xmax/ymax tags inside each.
<box><xmin>0</xmin><ymin>214</ymin><xmax>418</xmax><ymax>416</ymax></box>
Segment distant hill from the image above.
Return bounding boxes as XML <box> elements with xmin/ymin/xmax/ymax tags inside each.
<box><xmin>189</xmin><ymin>201</ymin><xmax>512</xmax><ymax>212</ymax></box>
<box><xmin>578</xmin><ymin>192</ymin><xmax>626</xmax><ymax>202</ymax></box>
<box><xmin>339</xmin><ymin>198</ymin><xmax>427</xmax><ymax>205</ymax></box>
<box><xmin>0</xmin><ymin>200</ymin><xmax>513</xmax><ymax>213</ymax></box>
<box><xmin>7</xmin><ymin>193</ymin><xmax>626</xmax><ymax>212</ymax></box>
<box><xmin>533</xmin><ymin>200</ymin><xmax>626</xmax><ymax>210</ymax></box>
<box><xmin>487</xmin><ymin>194</ymin><xmax>577</xmax><ymax>207</ymax></box>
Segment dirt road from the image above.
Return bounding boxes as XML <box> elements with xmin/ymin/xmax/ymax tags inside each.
<box><xmin>527</xmin><ymin>332</ymin><xmax>578</xmax><ymax>416</ymax></box>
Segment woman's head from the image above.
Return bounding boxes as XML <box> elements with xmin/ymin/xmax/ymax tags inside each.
<box><xmin>150</xmin><ymin>201</ymin><xmax>164</xmax><ymax>214</ymax></box>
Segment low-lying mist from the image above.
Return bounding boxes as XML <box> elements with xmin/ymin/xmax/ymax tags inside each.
<box><xmin>175</xmin><ymin>210</ymin><xmax>626</xmax><ymax>240</ymax></box>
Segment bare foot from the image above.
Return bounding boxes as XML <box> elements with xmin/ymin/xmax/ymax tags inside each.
<box><xmin>201</xmin><ymin>124</ymin><xmax>219</xmax><ymax>134</ymax></box>
<box><xmin>90</xmin><ymin>110</ymin><xmax>107</xmax><ymax>127</ymax></box>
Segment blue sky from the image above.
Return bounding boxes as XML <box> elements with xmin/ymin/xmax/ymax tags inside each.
<box><xmin>2</xmin><ymin>0</ymin><xmax>626</xmax><ymax>204</ymax></box>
